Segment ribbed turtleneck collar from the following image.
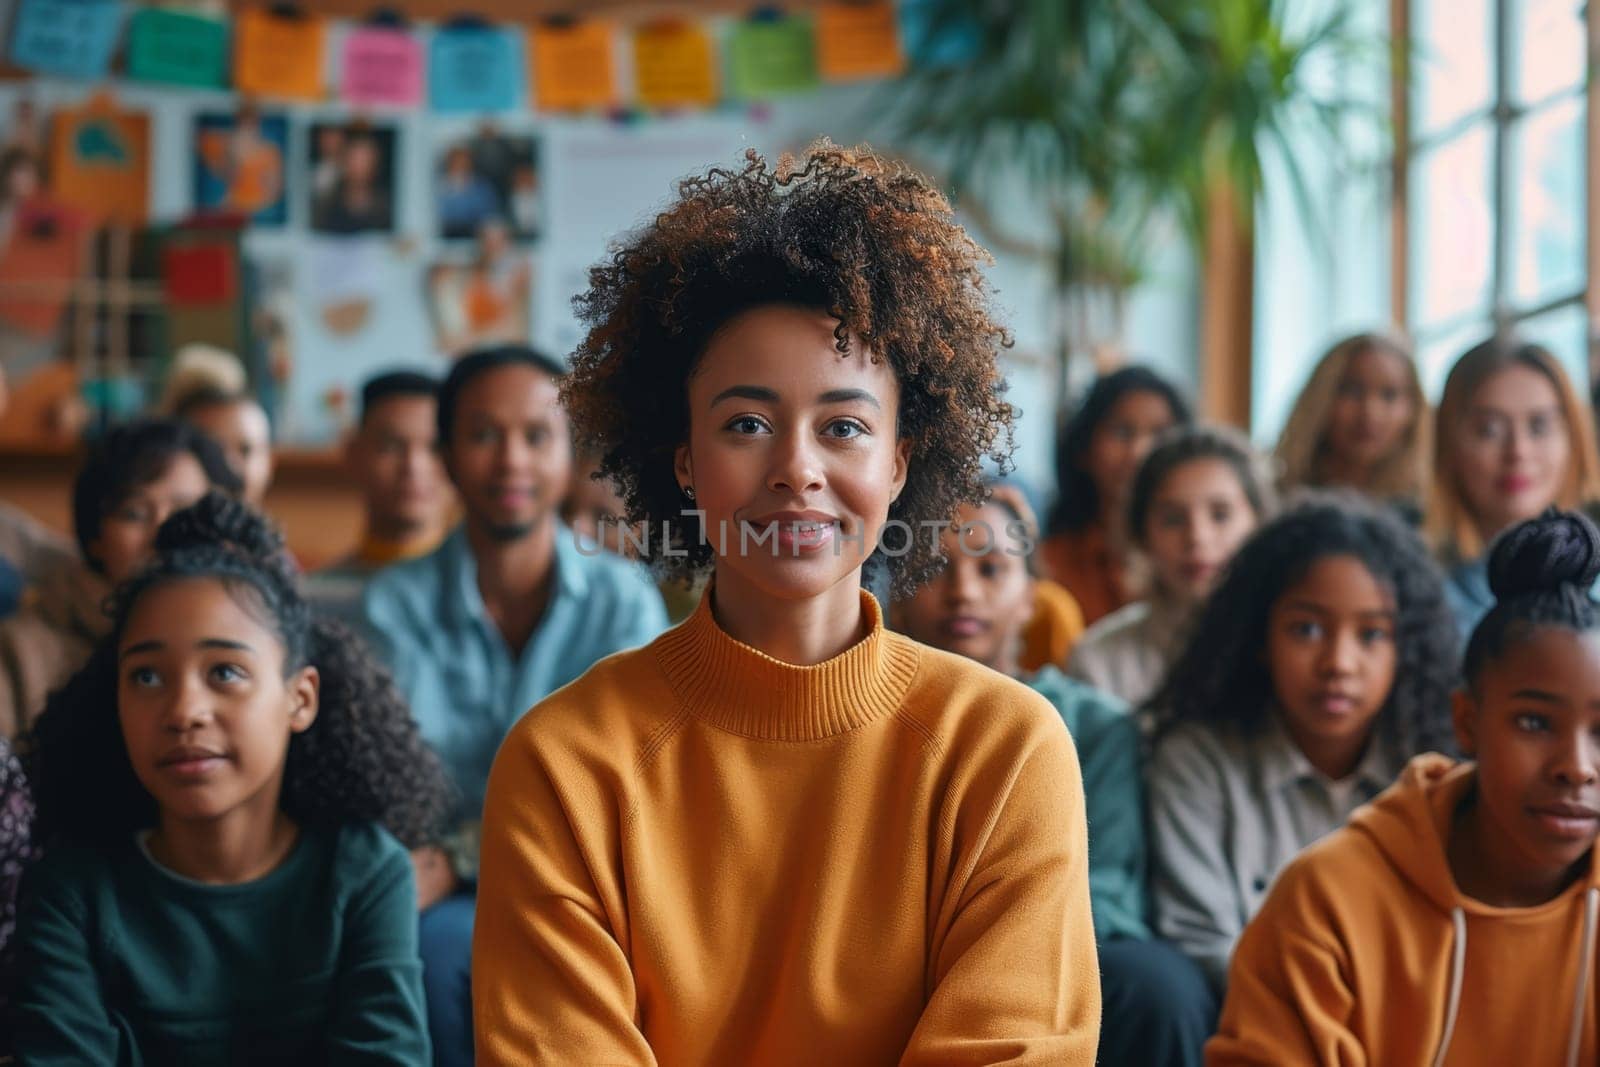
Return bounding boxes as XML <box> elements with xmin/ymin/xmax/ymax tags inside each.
<box><xmin>653</xmin><ymin>587</ymin><xmax>920</xmax><ymax>742</ymax></box>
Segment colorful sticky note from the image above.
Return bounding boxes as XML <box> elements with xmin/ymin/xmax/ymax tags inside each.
<box><xmin>529</xmin><ymin>20</ymin><xmax>617</xmax><ymax>111</ymax></box>
<box><xmin>633</xmin><ymin>22</ymin><xmax>717</xmax><ymax>110</ymax></box>
<box><xmin>126</xmin><ymin>8</ymin><xmax>228</xmax><ymax>89</ymax></box>
<box><xmin>430</xmin><ymin>25</ymin><xmax>519</xmax><ymax>112</ymax></box>
<box><xmin>163</xmin><ymin>243</ymin><xmax>236</xmax><ymax>305</ymax></box>
<box><xmin>727</xmin><ymin>15</ymin><xmax>818</xmax><ymax>100</ymax></box>
<box><xmin>9</xmin><ymin>0</ymin><xmax>125</xmax><ymax>80</ymax></box>
<box><xmin>897</xmin><ymin>0</ymin><xmax>981</xmax><ymax>68</ymax></box>
<box><xmin>234</xmin><ymin>8</ymin><xmax>326</xmax><ymax>102</ymax></box>
<box><xmin>816</xmin><ymin>2</ymin><xmax>904</xmax><ymax>80</ymax></box>
<box><xmin>49</xmin><ymin>95</ymin><xmax>149</xmax><ymax>225</ymax></box>
<box><xmin>341</xmin><ymin>25</ymin><xmax>423</xmax><ymax>107</ymax></box>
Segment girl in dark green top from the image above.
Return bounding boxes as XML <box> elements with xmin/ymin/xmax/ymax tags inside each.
<box><xmin>14</xmin><ymin>494</ymin><xmax>453</xmax><ymax>1066</ymax></box>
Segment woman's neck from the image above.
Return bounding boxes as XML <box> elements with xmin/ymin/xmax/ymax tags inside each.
<box><xmin>1448</xmin><ymin>795</ymin><xmax>1589</xmax><ymax>907</ymax></box>
<box><xmin>147</xmin><ymin>804</ymin><xmax>299</xmax><ymax>885</ymax></box>
<box><xmin>1281</xmin><ymin>713</ymin><xmax>1373</xmax><ymax>781</ymax></box>
<box><xmin>710</xmin><ymin>566</ymin><xmax>868</xmax><ymax>666</ymax></box>
<box><xmin>1317</xmin><ymin>451</ymin><xmax>1377</xmax><ymax>492</ymax></box>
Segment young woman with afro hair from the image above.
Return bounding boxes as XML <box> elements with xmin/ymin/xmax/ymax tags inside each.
<box><xmin>471</xmin><ymin>143</ymin><xmax>1100</xmax><ymax>1064</ymax></box>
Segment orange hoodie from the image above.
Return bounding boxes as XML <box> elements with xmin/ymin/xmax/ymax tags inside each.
<box><xmin>1208</xmin><ymin>754</ymin><xmax>1600</xmax><ymax>1067</ymax></box>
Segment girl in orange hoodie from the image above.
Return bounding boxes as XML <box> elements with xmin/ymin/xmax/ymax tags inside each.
<box><xmin>1211</xmin><ymin>507</ymin><xmax>1600</xmax><ymax>1066</ymax></box>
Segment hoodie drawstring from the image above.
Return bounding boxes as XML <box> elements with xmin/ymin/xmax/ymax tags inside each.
<box><xmin>1431</xmin><ymin>889</ymin><xmax>1599</xmax><ymax>1067</ymax></box>
<box><xmin>1565</xmin><ymin>887</ymin><xmax>1599</xmax><ymax>1067</ymax></box>
<box><xmin>1430</xmin><ymin>908</ymin><xmax>1468</xmax><ymax>1067</ymax></box>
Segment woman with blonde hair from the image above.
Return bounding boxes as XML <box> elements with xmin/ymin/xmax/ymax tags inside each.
<box><xmin>1427</xmin><ymin>334</ymin><xmax>1600</xmax><ymax>638</ymax></box>
<box><xmin>1275</xmin><ymin>332</ymin><xmax>1430</xmax><ymax>514</ymax></box>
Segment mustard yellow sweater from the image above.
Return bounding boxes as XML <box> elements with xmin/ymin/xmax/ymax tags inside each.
<box><xmin>473</xmin><ymin>589</ymin><xmax>1100</xmax><ymax>1065</ymax></box>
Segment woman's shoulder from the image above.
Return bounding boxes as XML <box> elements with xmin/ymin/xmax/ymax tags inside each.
<box><xmin>900</xmin><ymin>638</ymin><xmax>1070</xmax><ymax>753</ymax></box>
<box><xmin>501</xmin><ymin>641</ymin><xmax>679</xmax><ymax>763</ymax></box>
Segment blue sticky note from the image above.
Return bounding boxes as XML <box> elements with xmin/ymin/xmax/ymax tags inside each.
<box><xmin>430</xmin><ymin>25</ymin><xmax>520</xmax><ymax>112</ymax></box>
<box><xmin>897</xmin><ymin>0</ymin><xmax>980</xmax><ymax>68</ymax></box>
<box><xmin>10</xmin><ymin>0</ymin><xmax>126</xmax><ymax>80</ymax></box>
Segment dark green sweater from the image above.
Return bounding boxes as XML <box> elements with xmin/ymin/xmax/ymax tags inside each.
<box><xmin>13</xmin><ymin>821</ymin><xmax>429</xmax><ymax>1066</ymax></box>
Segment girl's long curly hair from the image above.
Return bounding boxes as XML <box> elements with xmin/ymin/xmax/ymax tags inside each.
<box><xmin>21</xmin><ymin>493</ymin><xmax>453</xmax><ymax>849</ymax></box>
<box><xmin>562</xmin><ymin>141</ymin><xmax>1015</xmax><ymax>596</ymax></box>
<box><xmin>1148</xmin><ymin>491</ymin><xmax>1458</xmax><ymax>756</ymax></box>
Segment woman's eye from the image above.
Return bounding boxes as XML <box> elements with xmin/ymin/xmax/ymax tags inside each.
<box><xmin>127</xmin><ymin>667</ymin><xmax>160</xmax><ymax>688</ymax></box>
<box><xmin>823</xmin><ymin>420</ymin><xmax>865</xmax><ymax>440</ymax></box>
<box><xmin>977</xmin><ymin>561</ymin><xmax>999</xmax><ymax>579</ymax></box>
<box><xmin>1360</xmin><ymin>627</ymin><xmax>1393</xmax><ymax>645</ymax></box>
<box><xmin>1515</xmin><ymin>713</ymin><xmax>1551</xmax><ymax>733</ymax></box>
<box><xmin>470</xmin><ymin>428</ymin><xmax>497</xmax><ymax>446</ymax></box>
<box><xmin>1289</xmin><ymin>620</ymin><xmax>1322</xmax><ymax>639</ymax></box>
<box><xmin>1527</xmin><ymin>414</ymin><xmax>1557</xmax><ymax>439</ymax></box>
<box><xmin>727</xmin><ymin>416</ymin><xmax>768</xmax><ymax>435</ymax></box>
<box><xmin>209</xmin><ymin>664</ymin><xmax>247</xmax><ymax>685</ymax></box>
<box><xmin>1381</xmin><ymin>388</ymin><xmax>1402</xmax><ymax>404</ymax></box>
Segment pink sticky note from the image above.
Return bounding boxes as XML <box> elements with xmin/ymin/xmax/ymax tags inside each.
<box><xmin>341</xmin><ymin>26</ymin><xmax>423</xmax><ymax>107</ymax></box>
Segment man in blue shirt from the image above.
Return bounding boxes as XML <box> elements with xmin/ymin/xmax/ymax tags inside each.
<box><xmin>364</xmin><ymin>345</ymin><xmax>668</xmax><ymax>1067</ymax></box>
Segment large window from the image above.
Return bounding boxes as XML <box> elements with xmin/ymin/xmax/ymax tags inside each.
<box><xmin>1406</xmin><ymin>0</ymin><xmax>1589</xmax><ymax>391</ymax></box>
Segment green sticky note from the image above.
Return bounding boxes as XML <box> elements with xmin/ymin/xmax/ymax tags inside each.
<box><xmin>727</xmin><ymin>15</ymin><xmax>818</xmax><ymax>100</ymax></box>
<box><xmin>126</xmin><ymin>8</ymin><xmax>228</xmax><ymax>89</ymax></box>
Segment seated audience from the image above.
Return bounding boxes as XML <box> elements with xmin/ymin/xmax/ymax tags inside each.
<box><xmin>13</xmin><ymin>494</ymin><xmax>450</xmax><ymax>1064</ymax></box>
<box><xmin>176</xmin><ymin>387</ymin><xmax>276</xmax><ymax>509</ymax></box>
<box><xmin>897</xmin><ymin>489</ymin><xmax>1215</xmax><ymax>1066</ymax></box>
<box><xmin>305</xmin><ymin>370</ymin><xmax>450</xmax><ymax>630</ymax></box>
<box><xmin>1041</xmin><ymin>365</ymin><xmax>1192</xmax><ymax>626</ymax></box>
<box><xmin>363</xmin><ymin>345</ymin><xmax>669</xmax><ymax>1067</ymax></box>
<box><xmin>1275</xmin><ymin>331</ymin><xmax>1430</xmax><ymax>519</ymax></box>
<box><xmin>0</xmin><ymin>419</ymin><xmax>238</xmax><ymax>736</ymax></box>
<box><xmin>1069</xmin><ymin>425</ymin><xmax>1274</xmax><ymax>709</ymax></box>
<box><xmin>1147</xmin><ymin>495</ymin><xmax>1458</xmax><ymax>991</ymax></box>
<box><xmin>1427</xmin><ymin>336</ymin><xmax>1600</xmax><ymax>641</ymax></box>
<box><xmin>1210</xmin><ymin>510</ymin><xmax>1600</xmax><ymax>1066</ymax></box>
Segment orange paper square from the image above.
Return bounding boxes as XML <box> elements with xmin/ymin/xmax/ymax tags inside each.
<box><xmin>633</xmin><ymin>22</ymin><xmax>716</xmax><ymax>109</ymax></box>
<box><xmin>49</xmin><ymin>98</ymin><xmax>150</xmax><ymax>226</ymax></box>
<box><xmin>817</xmin><ymin>2</ymin><xmax>905</xmax><ymax>81</ymax></box>
<box><xmin>234</xmin><ymin>8</ymin><xmax>326</xmax><ymax>102</ymax></box>
<box><xmin>530</xmin><ymin>20</ymin><xmax>616</xmax><ymax>111</ymax></box>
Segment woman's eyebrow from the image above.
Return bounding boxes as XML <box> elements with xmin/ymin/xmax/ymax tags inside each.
<box><xmin>817</xmin><ymin>388</ymin><xmax>880</xmax><ymax>409</ymax></box>
<box><xmin>709</xmin><ymin>385</ymin><xmax>779</xmax><ymax>407</ymax></box>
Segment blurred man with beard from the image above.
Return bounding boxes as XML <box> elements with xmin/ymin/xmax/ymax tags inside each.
<box><xmin>363</xmin><ymin>345</ymin><xmax>667</xmax><ymax>1067</ymax></box>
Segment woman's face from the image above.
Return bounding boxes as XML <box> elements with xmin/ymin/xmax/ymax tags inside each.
<box><xmin>1141</xmin><ymin>457</ymin><xmax>1258</xmax><ymax>604</ymax></box>
<box><xmin>895</xmin><ymin>502</ymin><xmax>1033</xmax><ymax>672</ymax></box>
<box><xmin>118</xmin><ymin>577</ymin><xmax>317</xmax><ymax>829</ymax></box>
<box><xmin>1323</xmin><ymin>346</ymin><xmax>1416</xmax><ymax>476</ymax></box>
<box><xmin>91</xmin><ymin>453</ymin><xmax>212</xmax><ymax>584</ymax></box>
<box><xmin>1452</xmin><ymin>364</ymin><xmax>1572</xmax><ymax>543</ymax></box>
<box><xmin>1267</xmin><ymin>554</ymin><xmax>1397</xmax><ymax>765</ymax></box>
<box><xmin>676</xmin><ymin>304</ymin><xmax>909</xmax><ymax>605</ymax></box>
<box><xmin>1082</xmin><ymin>389</ymin><xmax>1179</xmax><ymax>520</ymax></box>
<box><xmin>1454</xmin><ymin>626</ymin><xmax>1600</xmax><ymax>902</ymax></box>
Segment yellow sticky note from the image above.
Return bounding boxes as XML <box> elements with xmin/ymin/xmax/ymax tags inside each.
<box><xmin>234</xmin><ymin>8</ymin><xmax>326</xmax><ymax>102</ymax></box>
<box><xmin>817</xmin><ymin>1</ymin><xmax>904</xmax><ymax>81</ymax></box>
<box><xmin>530</xmin><ymin>20</ymin><xmax>617</xmax><ymax>111</ymax></box>
<box><xmin>633</xmin><ymin>22</ymin><xmax>717</xmax><ymax>109</ymax></box>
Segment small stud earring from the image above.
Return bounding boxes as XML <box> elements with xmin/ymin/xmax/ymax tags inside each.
<box><xmin>683</xmin><ymin>485</ymin><xmax>695</xmax><ymax>500</ymax></box>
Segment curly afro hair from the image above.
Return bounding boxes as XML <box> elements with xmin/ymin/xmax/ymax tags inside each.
<box><xmin>21</xmin><ymin>493</ymin><xmax>454</xmax><ymax>850</ymax></box>
<box><xmin>562</xmin><ymin>141</ymin><xmax>1016</xmax><ymax>596</ymax></box>
<box><xmin>1147</xmin><ymin>491</ymin><xmax>1459</xmax><ymax>758</ymax></box>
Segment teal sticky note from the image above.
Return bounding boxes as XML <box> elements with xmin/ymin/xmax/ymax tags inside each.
<box><xmin>430</xmin><ymin>25</ymin><xmax>520</xmax><ymax>112</ymax></box>
<box><xmin>727</xmin><ymin>14</ymin><xmax>818</xmax><ymax>100</ymax></box>
<box><xmin>9</xmin><ymin>0</ymin><xmax>126</xmax><ymax>80</ymax></box>
<box><xmin>898</xmin><ymin>0</ymin><xmax>981</xmax><ymax>68</ymax></box>
<box><xmin>126</xmin><ymin>7</ymin><xmax>227</xmax><ymax>89</ymax></box>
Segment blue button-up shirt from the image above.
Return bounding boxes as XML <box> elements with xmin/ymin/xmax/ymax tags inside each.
<box><xmin>363</xmin><ymin>524</ymin><xmax>670</xmax><ymax>816</ymax></box>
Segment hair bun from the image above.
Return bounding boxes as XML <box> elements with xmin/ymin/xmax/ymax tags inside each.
<box><xmin>1487</xmin><ymin>507</ymin><xmax>1600</xmax><ymax>601</ymax></box>
<box><xmin>154</xmin><ymin>492</ymin><xmax>293</xmax><ymax>575</ymax></box>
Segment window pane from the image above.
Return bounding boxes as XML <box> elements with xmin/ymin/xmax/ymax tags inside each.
<box><xmin>1509</xmin><ymin>95</ymin><xmax>1586</xmax><ymax>309</ymax></box>
<box><xmin>1413</xmin><ymin>0</ymin><xmax>1494</xmax><ymax>135</ymax></box>
<box><xmin>1515</xmin><ymin>0</ymin><xmax>1586</xmax><ymax>105</ymax></box>
<box><xmin>1410</xmin><ymin>125</ymin><xmax>1494</xmax><ymax>326</ymax></box>
<box><xmin>1516</xmin><ymin>300</ymin><xmax>1591</xmax><ymax>394</ymax></box>
<box><xmin>1416</xmin><ymin>318</ymin><xmax>1494</xmax><ymax>398</ymax></box>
